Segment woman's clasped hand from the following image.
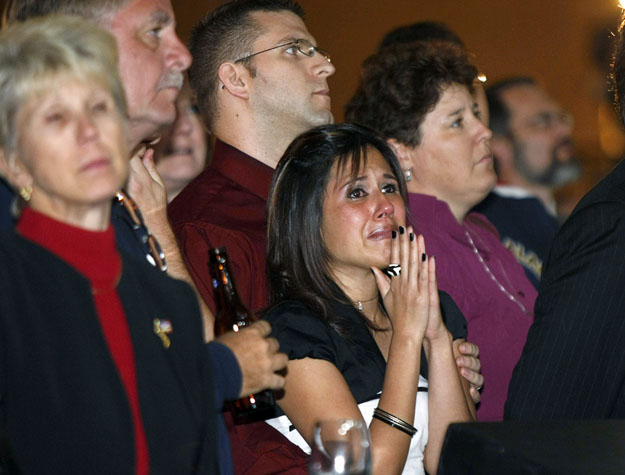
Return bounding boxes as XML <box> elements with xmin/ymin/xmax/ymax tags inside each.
<box><xmin>372</xmin><ymin>228</ymin><xmax>445</xmax><ymax>345</ymax></box>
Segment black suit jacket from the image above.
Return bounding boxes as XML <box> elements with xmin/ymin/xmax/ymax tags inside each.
<box><xmin>506</xmin><ymin>159</ymin><xmax>625</xmax><ymax>420</ymax></box>
<box><xmin>0</xmin><ymin>232</ymin><xmax>220</xmax><ymax>474</ymax></box>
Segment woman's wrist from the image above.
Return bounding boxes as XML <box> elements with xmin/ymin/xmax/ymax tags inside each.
<box><xmin>390</xmin><ymin>328</ymin><xmax>425</xmax><ymax>351</ymax></box>
<box><xmin>424</xmin><ymin>328</ymin><xmax>453</xmax><ymax>348</ymax></box>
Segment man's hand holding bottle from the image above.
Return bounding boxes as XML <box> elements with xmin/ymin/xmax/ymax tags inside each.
<box><xmin>217</xmin><ymin>320</ymin><xmax>288</xmax><ymax>398</ymax></box>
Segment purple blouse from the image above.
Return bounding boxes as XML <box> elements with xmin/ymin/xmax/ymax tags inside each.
<box><xmin>408</xmin><ymin>193</ymin><xmax>536</xmax><ymax>421</ymax></box>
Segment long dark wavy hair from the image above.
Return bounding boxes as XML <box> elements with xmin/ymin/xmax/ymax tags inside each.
<box><xmin>266</xmin><ymin>123</ymin><xmax>407</xmax><ymax>336</ymax></box>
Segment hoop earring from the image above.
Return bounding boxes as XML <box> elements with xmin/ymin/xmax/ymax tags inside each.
<box><xmin>404</xmin><ymin>168</ymin><xmax>413</xmax><ymax>182</ymax></box>
<box><xmin>19</xmin><ymin>185</ymin><xmax>32</xmax><ymax>202</ymax></box>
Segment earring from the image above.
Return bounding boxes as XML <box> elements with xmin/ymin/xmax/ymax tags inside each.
<box><xmin>404</xmin><ymin>168</ymin><xmax>413</xmax><ymax>182</ymax></box>
<box><xmin>18</xmin><ymin>185</ymin><xmax>32</xmax><ymax>202</ymax></box>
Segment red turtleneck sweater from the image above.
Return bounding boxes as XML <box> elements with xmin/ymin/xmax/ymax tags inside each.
<box><xmin>17</xmin><ymin>207</ymin><xmax>149</xmax><ymax>475</ymax></box>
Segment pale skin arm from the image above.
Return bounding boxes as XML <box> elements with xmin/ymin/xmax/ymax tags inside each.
<box><xmin>281</xmin><ymin>231</ymin><xmax>430</xmax><ymax>474</ymax></box>
<box><xmin>421</xmin><ymin>258</ymin><xmax>474</xmax><ymax>474</ymax></box>
<box><xmin>280</xmin><ymin>336</ymin><xmax>422</xmax><ymax>475</ymax></box>
<box><xmin>126</xmin><ymin>147</ymin><xmax>215</xmax><ymax>341</ymax></box>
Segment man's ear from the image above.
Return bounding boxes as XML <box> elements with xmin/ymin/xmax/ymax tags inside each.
<box><xmin>218</xmin><ymin>62</ymin><xmax>251</xmax><ymax>100</ymax></box>
<box><xmin>387</xmin><ymin>138</ymin><xmax>414</xmax><ymax>170</ymax></box>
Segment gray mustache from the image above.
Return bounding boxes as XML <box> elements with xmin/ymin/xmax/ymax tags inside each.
<box><xmin>157</xmin><ymin>72</ymin><xmax>184</xmax><ymax>91</ymax></box>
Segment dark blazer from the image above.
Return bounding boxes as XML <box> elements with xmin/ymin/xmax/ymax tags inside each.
<box><xmin>506</xmin><ymin>159</ymin><xmax>625</xmax><ymax>420</ymax></box>
<box><xmin>0</xmin><ymin>232</ymin><xmax>220</xmax><ymax>474</ymax></box>
<box><xmin>0</xmin><ymin>178</ymin><xmax>13</xmax><ymax>232</ymax></box>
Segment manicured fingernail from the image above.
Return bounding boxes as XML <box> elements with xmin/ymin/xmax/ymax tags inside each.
<box><xmin>421</xmin><ymin>253</ymin><xmax>426</xmax><ymax>261</ymax></box>
<box><xmin>410</xmin><ymin>232</ymin><xmax>415</xmax><ymax>242</ymax></box>
<box><xmin>392</xmin><ymin>230</ymin><xmax>397</xmax><ymax>239</ymax></box>
<box><xmin>399</xmin><ymin>226</ymin><xmax>405</xmax><ymax>235</ymax></box>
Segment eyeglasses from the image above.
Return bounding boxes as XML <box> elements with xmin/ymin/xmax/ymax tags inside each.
<box><xmin>234</xmin><ymin>38</ymin><xmax>331</xmax><ymax>63</ymax></box>
<box><xmin>116</xmin><ymin>191</ymin><xmax>167</xmax><ymax>272</ymax></box>
<box><xmin>523</xmin><ymin>111</ymin><xmax>574</xmax><ymax>131</ymax></box>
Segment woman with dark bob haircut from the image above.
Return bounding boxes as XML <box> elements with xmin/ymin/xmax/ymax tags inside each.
<box><xmin>263</xmin><ymin>123</ymin><xmax>475</xmax><ymax>474</ymax></box>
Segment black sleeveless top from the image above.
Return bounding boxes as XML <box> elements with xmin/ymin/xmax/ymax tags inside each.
<box><xmin>264</xmin><ymin>291</ymin><xmax>467</xmax><ymax>407</ymax></box>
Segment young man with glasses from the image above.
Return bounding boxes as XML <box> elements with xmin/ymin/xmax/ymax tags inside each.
<box><xmin>170</xmin><ymin>0</ymin><xmax>334</xmax><ymax>317</ymax></box>
<box><xmin>169</xmin><ymin>2</ymin><xmax>335</xmax><ymax>472</ymax></box>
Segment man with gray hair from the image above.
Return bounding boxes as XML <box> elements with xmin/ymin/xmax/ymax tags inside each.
<box><xmin>4</xmin><ymin>0</ymin><xmax>216</xmax><ymax>330</ymax></box>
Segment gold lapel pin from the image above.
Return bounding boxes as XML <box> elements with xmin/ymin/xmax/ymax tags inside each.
<box><xmin>153</xmin><ymin>318</ymin><xmax>173</xmax><ymax>349</ymax></box>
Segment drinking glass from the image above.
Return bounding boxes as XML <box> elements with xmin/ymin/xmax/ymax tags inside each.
<box><xmin>308</xmin><ymin>419</ymin><xmax>372</xmax><ymax>475</ymax></box>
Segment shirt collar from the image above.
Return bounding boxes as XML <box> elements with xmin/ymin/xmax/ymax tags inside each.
<box><xmin>211</xmin><ymin>140</ymin><xmax>274</xmax><ymax>200</ymax></box>
<box><xmin>409</xmin><ymin>192</ymin><xmax>497</xmax><ymax>258</ymax></box>
<box><xmin>409</xmin><ymin>192</ymin><xmax>465</xmax><ymax>236</ymax></box>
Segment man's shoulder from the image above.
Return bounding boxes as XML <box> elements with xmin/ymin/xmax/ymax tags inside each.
<box><xmin>167</xmin><ymin>166</ymin><xmax>268</xmax><ymax>266</ymax></box>
<box><xmin>478</xmin><ymin>189</ymin><xmax>553</xmax><ymax>217</ymax></box>
<box><xmin>573</xmin><ymin>159</ymin><xmax>625</xmax><ymax>214</ymax></box>
<box><xmin>169</xmin><ymin>166</ymin><xmax>233</xmax><ymax>210</ymax></box>
<box><xmin>540</xmin><ymin>162</ymin><xmax>625</xmax><ymax>282</ymax></box>
<box><xmin>168</xmin><ymin>165</ymin><xmax>266</xmax><ymax>229</ymax></box>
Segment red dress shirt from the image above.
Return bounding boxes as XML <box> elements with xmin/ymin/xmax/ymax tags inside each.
<box><xmin>169</xmin><ymin>140</ymin><xmax>307</xmax><ymax>474</ymax></box>
<box><xmin>169</xmin><ymin>140</ymin><xmax>272</xmax><ymax>315</ymax></box>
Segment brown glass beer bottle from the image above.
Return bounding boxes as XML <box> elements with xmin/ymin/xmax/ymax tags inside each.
<box><xmin>209</xmin><ymin>247</ymin><xmax>276</xmax><ymax>423</ymax></box>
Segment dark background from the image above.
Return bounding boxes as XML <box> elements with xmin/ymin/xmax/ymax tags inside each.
<box><xmin>3</xmin><ymin>0</ymin><xmax>625</xmax><ymax>208</ymax></box>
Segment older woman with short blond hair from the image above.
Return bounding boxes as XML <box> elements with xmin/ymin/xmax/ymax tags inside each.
<box><xmin>0</xmin><ymin>15</ymin><xmax>248</xmax><ymax>474</ymax></box>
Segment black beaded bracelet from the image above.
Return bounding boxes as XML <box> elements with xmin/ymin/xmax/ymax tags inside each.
<box><xmin>372</xmin><ymin>407</ymin><xmax>417</xmax><ymax>437</ymax></box>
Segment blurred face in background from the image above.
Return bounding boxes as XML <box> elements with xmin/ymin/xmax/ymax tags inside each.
<box><xmin>501</xmin><ymin>84</ymin><xmax>579</xmax><ymax>186</ymax></box>
<box><xmin>155</xmin><ymin>81</ymin><xmax>208</xmax><ymax>201</ymax></box>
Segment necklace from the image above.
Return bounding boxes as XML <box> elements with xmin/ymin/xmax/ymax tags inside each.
<box><xmin>355</xmin><ymin>295</ymin><xmax>378</xmax><ymax>311</ymax></box>
<box><xmin>464</xmin><ymin>230</ymin><xmax>530</xmax><ymax>315</ymax></box>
